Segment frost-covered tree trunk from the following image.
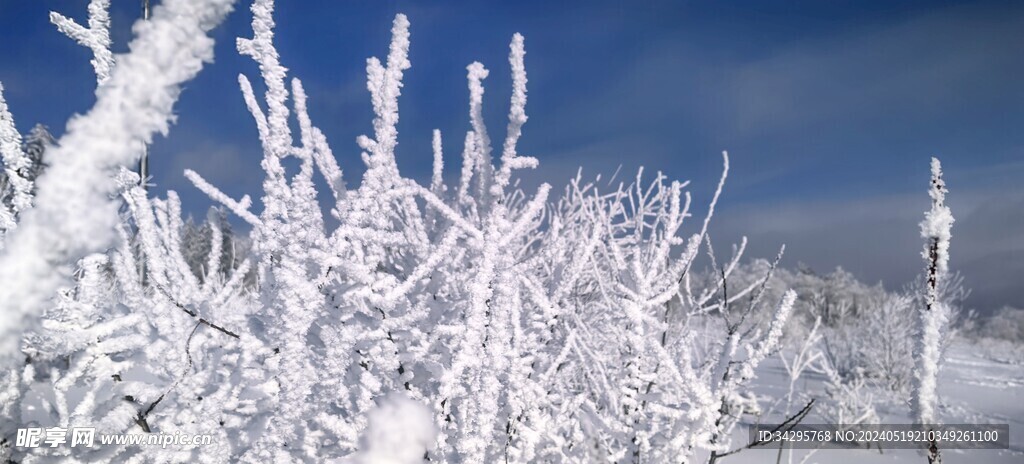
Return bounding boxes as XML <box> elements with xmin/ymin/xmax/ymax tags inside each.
<box><xmin>912</xmin><ymin>157</ymin><xmax>954</xmax><ymax>464</ymax></box>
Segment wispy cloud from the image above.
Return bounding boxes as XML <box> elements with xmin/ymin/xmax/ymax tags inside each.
<box><xmin>728</xmin><ymin>3</ymin><xmax>1024</xmax><ymax>139</ymax></box>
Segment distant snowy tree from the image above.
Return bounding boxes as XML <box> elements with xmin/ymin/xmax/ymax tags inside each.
<box><xmin>20</xmin><ymin>125</ymin><xmax>54</xmax><ymax>183</ymax></box>
<box><xmin>975</xmin><ymin>306</ymin><xmax>1024</xmax><ymax>342</ymax></box>
<box><xmin>0</xmin><ymin>85</ymin><xmax>33</xmax><ymax>248</ymax></box>
<box><xmin>180</xmin><ymin>207</ymin><xmax>250</xmax><ymax>284</ymax></box>
<box><xmin>815</xmin><ymin>351</ymin><xmax>879</xmax><ymax>429</ymax></box>
<box><xmin>0</xmin><ymin>125</ymin><xmax>52</xmax><ymax>224</ymax></box>
<box><xmin>859</xmin><ymin>293</ymin><xmax>916</xmax><ymax>393</ymax></box>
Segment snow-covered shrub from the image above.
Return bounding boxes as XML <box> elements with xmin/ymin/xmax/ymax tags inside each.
<box><xmin>178</xmin><ymin>1</ymin><xmax>804</xmax><ymax>460</ymax></box>
<box><xmin>813</xmin><ymin>290</ymin><xmax>917</xmax><ymax>393</ymax></box>
<box><xmin>858</xmin><ymin>293</ymin><xmax>916</xmax><ymax>392</ymax></box>
<box><xmin>973</xmin><ymin>306</ymin><xmax>1024</xmax><ymax>342</ymax></box>
<box><xmin>539</xmin><ymin>170</ymin><xmax>799</xmax><ymax>462</ymax></box>
<box><xmin>732</xmin><ymin>259</ymin><xmax>970</xmax><ymax>397</ymax></box>
<box><xmin>968</xmin><ymin>335</ymin><xmax>1024</xmax><ymax>365</ymax></box>
<box><xmin>775</xmin><ymin>314</ymin><xmax>822</xmax><ymax>411</ymax></box>
<box><xmin>800</xmin><ymin>268</ymin><xmax>876</xmax><ymax>325</ymax></box>
<box><xmin>13</xmin><ymin>169</ymin><xmax>261</xmax><ymax>462</ymax></box>
<box><xmin>815</xmin><ymin>351</ymin><xmax>880</xmax><ymax>430</ymax></box>
<box><xmin>1</xmin><ymin>1</ymin><xmax>238</xmax><ymax>458</ymax></box>
<box><xmin>715</xmin><ymin>263</ymin><xmax>910</xmax><ymax>391</ymax></box>
<box><xmin>1</xmin><ymin>0</ymin><xmax>806</xmax><ymax>462</ymax></box>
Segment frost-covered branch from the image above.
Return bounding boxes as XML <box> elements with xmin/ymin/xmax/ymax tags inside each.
<box><xmin>913</xmin><ymin>157</ymin><xmax>954</xmax><ymax>464</ymax></box>
<box><xmin>184</xmin><ymin>169</ymin><xmax>260</xmax><ymax>226</ymax></box>
<box><xmin>493</xmin><ymin>33</ymin><xmax>538</xmax><ymax>195</ymax></box>
<box><xmin>50</xmin><ymin>0</ymin><xmax>115</xmax><ymax>84</ymax></box>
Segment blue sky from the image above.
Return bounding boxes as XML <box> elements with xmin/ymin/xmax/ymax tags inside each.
<box><xmin>1</xmin><ymin>0</ymin><xmax>1021</xmax><ymax>312</ymax></box>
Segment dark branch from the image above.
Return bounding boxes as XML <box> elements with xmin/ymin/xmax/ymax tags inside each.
<box><xmin>713</xmin><ymin>399</ymin><xmax>815</xmax><ymax>460</ymax></box>
<box><xmin>153</xmin><ymin>284</ymin><xmax>240</xmax><ymax>339</ymax></box>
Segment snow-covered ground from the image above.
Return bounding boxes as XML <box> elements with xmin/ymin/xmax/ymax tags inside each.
<box><xmin>706</xmin><ymin>339</ymin><xmax>1023</xmax><ymax>464</ymax></box>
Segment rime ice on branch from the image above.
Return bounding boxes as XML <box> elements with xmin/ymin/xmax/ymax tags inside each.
<box><xmin>50</xmin><ymin>0</ymin><xmax>115</xmax><ymax>85</ymax></box>
<box><xmin>913</xmin><ymin>157</ymin><xmax>954</xmax><ymax>464</ymax></box>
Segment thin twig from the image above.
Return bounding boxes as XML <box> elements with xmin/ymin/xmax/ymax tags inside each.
<box><xmin>131</xmin><ymin>321</ymin><xmax>203</xmax><ymax>432</ymax></box>
<box><xmin>153</xmin><ymin>284</ymin><xmax>240</xmax><ymax>339</ymax></box>
<box><xmin>712</xmin><ymin>399</ymin><xmax>815</xmax><ymax>461</ymax></box>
